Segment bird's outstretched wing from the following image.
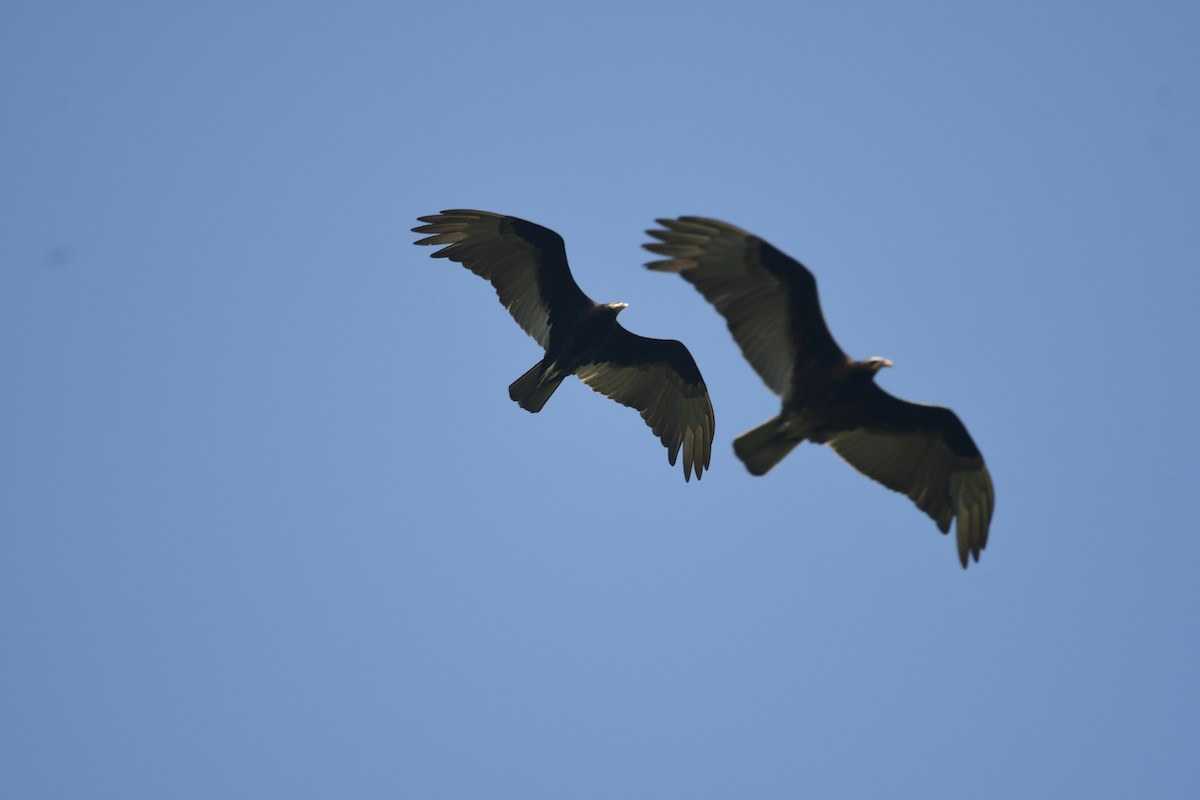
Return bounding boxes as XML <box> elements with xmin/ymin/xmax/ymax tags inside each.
<box><xmin>575</xmin><ymin>328</ymin><xmax>715</xmax><ymax>481</ymax></box>
<box><xmin>825</xmin><ymin>383</ymin><xmax>994</xmax><ymax>567</ymax></box>
<box><xmin>644</xmin><ymin>217</ymin><xmax>847</xmax><ymax>395</ymax></box>
<box><xmin>414</xmin><ymin>210</ymin><xmax>593</xmax><ymax>347</ymax></box>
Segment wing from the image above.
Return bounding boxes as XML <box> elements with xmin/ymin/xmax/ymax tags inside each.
<box><xmin>574</xmin><ymin>327</ymin><xmax>715</xmax><ymax>481</ymax></box>
<box><xmin>413</xmin><ymin>210</ymin><xmax>594</xmax><ymax>348</ymax></box>
<box><xmin>825</xmin><ymin>383</ymin><xmax>994</xmax><ymax>568</ymax></box>
<box><xmin>644</xmin><ymin>217</ymin><xmax>848</xmax><ymax>396</ymax></box>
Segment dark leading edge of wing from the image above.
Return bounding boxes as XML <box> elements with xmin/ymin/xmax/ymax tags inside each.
<box><xmin>413</xmin><ymin>210</ymin><xmax>715</xmax><ymax>481</ymax></box>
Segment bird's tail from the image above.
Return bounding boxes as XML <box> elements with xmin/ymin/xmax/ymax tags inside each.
<box><xmin>733</xmin><ymin>415</ymin><xmax>801</xmax><ymax>476</ymax></box>
<box><xmin>509</xmin><ymin>360</ymin><xmax>565</xmax><ymax>413</ymax></box>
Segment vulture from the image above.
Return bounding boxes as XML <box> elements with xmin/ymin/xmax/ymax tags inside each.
<box><xmin>644</xmin><ymin>217</ymin><xmax>994</xmax><ymax>566</ymax></box>
<box><xmin>413</xmin><ymin>210</ymin><xmax>715</xmax><ymax>481</ymax></box>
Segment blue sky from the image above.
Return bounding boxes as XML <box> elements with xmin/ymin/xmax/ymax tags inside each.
<box><xmin>3</xmin><ymin>1</ymin><xmax>1198</xmax><ymax>797</ymax></box>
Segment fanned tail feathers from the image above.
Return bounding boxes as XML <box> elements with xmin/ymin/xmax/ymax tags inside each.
<box><xmin>733</xmin><ymin>415</ymin><xmax>802</xmax><ymax>476</ymax></box>
<box><xmin>508</xmin><ymin>361</ymin><xmax>564</xmax><ymax>413</ymax></box>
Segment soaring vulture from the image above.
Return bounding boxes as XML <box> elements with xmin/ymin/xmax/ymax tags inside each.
<box><xmin>413</xmin><ymin>210</ymin><xmax>715</xmax><ymax>481</ymax></box>
<box><xmin>644</xmin><ymin>217</ymin><xmax>994</xmax><ymax>566</ymax></box>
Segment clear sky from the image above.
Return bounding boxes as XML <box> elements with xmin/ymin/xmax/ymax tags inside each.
<box><xmin>3</xmin><ymin>1</ymin><xmax>1198</xmax><ymax>797</ymax></box>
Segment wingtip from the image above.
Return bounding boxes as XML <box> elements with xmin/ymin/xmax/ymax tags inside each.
<box><xmin>676</xmin><ymin>425</ymin><xmax>713</xmax><ymax>482</ymax></box>
<box><xmin>953</xmin><ymin>498</ymin><xmax>990</xmax><ymax>570</ymax></box>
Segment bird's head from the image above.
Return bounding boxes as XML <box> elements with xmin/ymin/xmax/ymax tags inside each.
<box><xmin>865</xmin><ymin>356</ymin><xmax>893</xmax><ymax>373</ymax></box>
<box><xmin>605</xmin><ymin>301</ymin><xmax>629</xmax><ymax>316</ymax></box>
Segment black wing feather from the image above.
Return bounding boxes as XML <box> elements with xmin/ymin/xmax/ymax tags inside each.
<box><xmin>575</xmin><ymin>327</ymin><xmax>715</xmax><ymax>481</ymax></box>
<box><xmin>413</xmin><ymin>210</ymin><xmax>593</xmax><ymax>347</ymax></box>
<box><xmin>644</xmin><ymin>217</ymin><xmax>848</xmax><ymax>396</ymax></box>
<box><xmin>827</xmin><ymin>383</ymin><xmax>994</xmax><ymax>567</ymax></box>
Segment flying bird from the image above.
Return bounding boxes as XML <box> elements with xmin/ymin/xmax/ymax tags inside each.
<box><xmin>644</xmin><ymin>217</ymin><xmax>994</xmax><ymax>566</ymax></box>
<box><xmin>414</xmin><ymin>210</ymin><xmax>715</xmax><ymax>481</ymax></box>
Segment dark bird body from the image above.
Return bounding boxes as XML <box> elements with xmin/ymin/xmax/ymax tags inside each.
<box><xmin>645</xmin><ymin>217</ymin><xmax>994</xmax><ymax>565</ymax></box>
<box><xmin>414</xmin><ymin>210</ymin><xmax>715</xmax><ymax>480</ymax></box>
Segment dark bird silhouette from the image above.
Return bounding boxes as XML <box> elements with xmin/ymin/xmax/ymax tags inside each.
<box><xmin>644</xmin><ymin>217</ymin><xmax>994</xmax><ymax>565</ymax></box>
<box><xmin>414</xmin><ymin>210</ymin><xmax>715</xmax><ymax>481</ymax></box>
